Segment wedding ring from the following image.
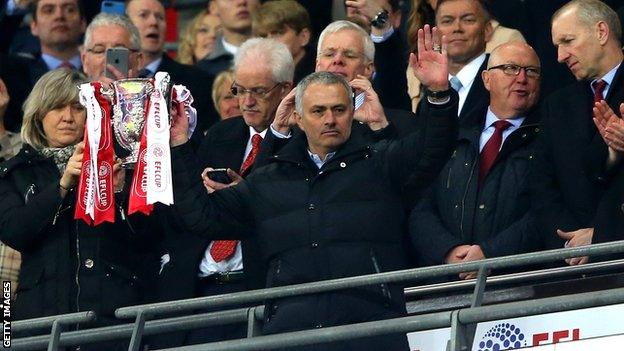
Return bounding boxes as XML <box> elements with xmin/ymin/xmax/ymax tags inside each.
<box><xmin>433</xmin><ymin>44</ymin><xmax>441</xmax><ymax>52</ymax></box>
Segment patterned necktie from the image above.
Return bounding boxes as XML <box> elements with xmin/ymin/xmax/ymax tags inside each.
<box><xmin>479</xmin><ymin>120</ymin><xmax>512</xmax><ymax>186</ymax></box>
<box><xmin>209</xmin><ymin>133</ymin><xmax>264</xmax><ymax>262</ymax></box>
<box><xmin>58</xmin><ymin>61</ymin><xmax>75</xmax><ymax>70</ymax></box>
<box><xmin>450</xmin><ymin>76</ymin><xmax>463</xmax><ymax>92</ymax></box>
<box><xmin>592</xmin><ymin>79</ymin><xmax>607</xmax><ymax>105</ymax></box>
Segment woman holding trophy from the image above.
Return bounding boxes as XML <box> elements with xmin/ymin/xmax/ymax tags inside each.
<box><xmin>0</xmin><ymin>69</ymin><xmax>156</xmax><ymax>347</ymax></box>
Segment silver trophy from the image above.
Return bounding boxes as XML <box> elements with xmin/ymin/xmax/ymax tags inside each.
<box><xmin>110</xmin><ymin>75</ymin><xmax>173</xmax><ymax>168</ymax></box>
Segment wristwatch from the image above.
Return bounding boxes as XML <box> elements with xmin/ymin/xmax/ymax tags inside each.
<box><xmin>426</xmin><ymin>88</ymin><xmax>452</xmax><ymax>105</ymax></box>
<box><xmin>370</xmin><ymin>10</ymin><xmax>389</xmax><ymax>29</ymax></box>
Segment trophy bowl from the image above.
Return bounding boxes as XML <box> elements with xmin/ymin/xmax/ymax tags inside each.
<box><xmin>111</xmin><ymin>78</ymin><xmax>154</xmax><ymax>168</ymax></box>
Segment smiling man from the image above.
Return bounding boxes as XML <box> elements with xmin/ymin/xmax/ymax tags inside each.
<box><xmin>531</xmin><ymin>0</ymin><xmax>624</xmax><ymax>265</ymax></box>
<box><xmin>411</xmin><ymin>42</ymin><xmax>543</xmax><ymax>280</ymax></box>
<box><xmin>434</xmin><ymin>0</ymin><xmax>492</xmax><ymax>122</ymax></box>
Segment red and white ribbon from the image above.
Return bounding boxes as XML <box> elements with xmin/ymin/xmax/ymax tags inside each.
<box><xmin>75</xmin><ymin>82</ymin><xmax>115</xmax><ymax>225</ymax></box>
<box><xmin>129</xmin><ymin>72</ymin><xmax>173</xmax><ymax>214</ymax></box>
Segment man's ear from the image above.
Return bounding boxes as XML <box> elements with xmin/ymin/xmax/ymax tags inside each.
<box><xmin>30</xmin><ymin>19</ymin><xmax>40</xmax><ymax>38</ymax></box>
<box><xmin>596</xmin><ymin>21</ymin><xmax>610</xmax><ymax>45</ymax></box>
<box><xmin>482</xmin><ymin>69</ymin><xmax>491</xmax><ymax>92</ymax></box>
<box><xmin>294</xmin><ymin>110</ymin><xmax>304</xmax><ymax>132</ymax></box>
<box><xmin>298</xmin><ymin>28</ymin><xmax>311</xmax><ymax>48</ymax></box>
<box><xmin>390</xmin><ymin>10</ymin><xmax>402</xmax><ymax>29</ymax></box>
<box><xmin>484</xmin><ymin>20</ymin><xmax>494</xmax><ymax>43</ymax></box>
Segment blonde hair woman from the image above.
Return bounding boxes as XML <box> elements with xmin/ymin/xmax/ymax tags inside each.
<box><xmin>211</xmin><ymin>68</ymin><xmax>241</xmax><ymax>120</ymax></box>
<box><xmin>177</xmin><ymin>9</ymin><xmax>222</xmax><ymax>65</ymax></box>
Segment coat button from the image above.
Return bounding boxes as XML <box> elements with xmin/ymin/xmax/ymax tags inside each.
<box><xmin>340</xmin><ymin>162</ymin><xmax>346</xmax><ymax>168</ymax></box>
<box><xmin>315</xmin><ymin>324</ymin><xmax>323</xmax><ymax>328</ymax></box>
<box><xmin>464</xmin><ymin>163</ymin><xmax>469</xmax><ymax>167</ymax></box>
<box><xmin>84</xmin><ymin>259</ymin><xmax>94</xmax><ymax>269</ymax></box>
<box><xmin>308</xmin><ymin>203</ymin><xmax>315</xmax><ymax>210</ymax></box>
<box><xmin>478</xmin><ymin>204</ymin><xmax>485</xmax><ymax>209</ymax></box>
<box><xmin>311</xmin><ymin>243</ymin><xmax>318</xmax><ymax>248</ymax></box>
<box><xmin>318</xmin><ymin>171</ymin><xmax>324</xmax><ymax>175</ymax></box>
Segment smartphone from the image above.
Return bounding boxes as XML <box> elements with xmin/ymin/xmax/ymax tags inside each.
<box><xmin>207</xmin><ymin>168</ymin><xmax>232</xmax><ymax>184</ymax></box>
<box><xmin>101</xmin><ymin>1</ymin><xmax>125</xmax><ymax>15</ymax></box>
<box><xmin>105</xmin><ymin>47</ymin><xmax>129</xmax><ymax>79</ymax></box>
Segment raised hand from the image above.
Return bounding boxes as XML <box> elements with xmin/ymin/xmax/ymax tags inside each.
<box><xmin>170</xmin><ymin>98</ymin><xmax>189</xmax><ymax>147</ymax></box>
<box><xmin>272</xmin><ymin>87</ymin><xmax>297</xmax><ymax>136</ymax></box>
<box><xmin>408</xmin><ymin>24</ymin><xmax>449</xmax><ymax>92</ymax></box>
<box><xmin>350</xmin><ymin>75</ymin><xmax>388</xmax><ymax>130</ymax></box>
<box><xmin>59</xmin><ymin>142</ymin><xmax>85</xmax><ymax>196</ymax></box>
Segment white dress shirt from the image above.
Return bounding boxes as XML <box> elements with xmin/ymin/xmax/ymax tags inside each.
<box><xmin>449</xmin><ymin>53</ymin><xmax>487</xmax><ymax>116</ymax></box>
<box><xmin>479</xmin><ymin>107</ymin><xmax>525</xmax><ymax>152</ymax></box>
<box><xmin>198</xmin><ymin>127</ymin><xmax>267</xmax><ymax>277</ymax></box>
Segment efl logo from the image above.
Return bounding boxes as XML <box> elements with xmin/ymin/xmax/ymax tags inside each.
<box><xmin>477</xmin><ymin>323</ymin><xmax>580</xmax><ymax>351</ymax></box>
<box><xmin>533</xmin><ymin>328</ymin><xmax>580</xmax><ymax>345</ymax></box>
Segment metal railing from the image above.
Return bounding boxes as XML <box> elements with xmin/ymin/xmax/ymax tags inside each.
<box><xmin>11</xmin><ymin>240</ymin><xmax>624</xmax><ymax>350</ymax></box>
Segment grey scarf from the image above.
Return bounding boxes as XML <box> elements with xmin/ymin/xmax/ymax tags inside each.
<box><xmin>40</xmin><ymin>145</ymin><xmax>76</xmax><ymax>174</ymax></box>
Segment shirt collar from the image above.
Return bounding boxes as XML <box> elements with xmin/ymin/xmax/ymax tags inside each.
<box><xmin>248</xmin><ymin>126</ymin><xmax>268</xmax><ymax>139</ymax></box>
<box><xmin>41</xmin><ymin>53</ymin><xmax>81</xmax><ymax>70</ymax></box>
<box><xmin>307</xmin><ymin>150</ymin><xmax>336</xmax><ymax>169</ymax></box>
<box><xmin>484</xmin><ymin>106</ymin><xmax>525</xmax><ymax>131</ymax></box>
<box><xmin>450</xmin><ymin>53</ymin><xmax>487</xmax><ymax>89</ymax></box>
<box><xmin>222</xmin><ymin>38</ymin><xmax>238</xmax><ymax>56</ymax></box>
<box><xmin>591</xmin><ymin>62</ymin><xmax>621</xmax><ymax>93</ymax></box>
<box><xmin>145</xmin><ymin>56</ymin><xmax>163</xmax><ymax>75</ymax></box>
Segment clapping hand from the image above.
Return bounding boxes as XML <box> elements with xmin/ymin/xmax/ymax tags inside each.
<box><xmin>408</xmin><ymin>25</ymin><xmax>449</xmax><ymax>92</ymax></box>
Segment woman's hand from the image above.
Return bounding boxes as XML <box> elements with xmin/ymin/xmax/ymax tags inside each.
<box><xmin>59</xmin><ymin>142</ymin><xmax>84</xmax><ymax>196</ymax></box>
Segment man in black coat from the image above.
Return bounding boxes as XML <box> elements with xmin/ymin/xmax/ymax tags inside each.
<box><xmin>168</xmin><ymin>28</ymin><xmax>457</xmax><ymax>350</ymax></box>
<box><xmin>126</xmin><ymin>0</ymin><xmax>219</xmax><ymax>141</ymax></box>
<box><xmin>410</xmin><ymin>42</ymin><xmax>543</xmax><ymax>280</ymax></box>
<box><xmin>531</xmin><ymin>0</ymin><xmax>624</xmax><ymax>265</ymax></box>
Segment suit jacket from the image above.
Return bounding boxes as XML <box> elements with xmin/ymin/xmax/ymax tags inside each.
<box><xmin>458</xmin><ymin>56</ymin><xmax>490</xmax><ymax>127</ymax></box>
<box><xmin>157</xmin><ymin>54</ymin><xmax>219</xmax><ymax>145</ymax></box>
<box><xmin>373</xmin><ymin>30</ymin><xmax>412</xmax><ymax>111</ymax></box>
<box><xmin>531</xmin><ymin>62</ymin><xmax>624</xmax><ymax>250</ymax></box>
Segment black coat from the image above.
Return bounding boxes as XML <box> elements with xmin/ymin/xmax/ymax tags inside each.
<box><xmin>531</xmin><ymin>63</ymin><xmax>624</xmax><ymax>249</ymax></box>
<box><xmin>170</xmin><ymin>97</ymin><xmax>457</xmax><ymax>351</ymax></box>
<box><xmin>410</xmin><ymin>109</ymin><xmax>542</xmax><ymax>268</ymax></box>
<box><xmin>373</xmin><ymin>30</ymin><xmax>411</xmax><ymax>111</ymax></box>
<box><xmin>0</xmin><ymin>145</ymin><xmax>155</xmax><ymax>326</ymax></box>
<box><xmin>458</xmin><ymin>57</ymin><xmax>490</xmax><ymax>126</ymax></box>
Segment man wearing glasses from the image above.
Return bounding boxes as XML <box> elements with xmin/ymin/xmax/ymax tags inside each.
<box><xmin>158</xmin><ymin>38</ymin><xmax>293</xmax><ymax>345</ymax></box>
<box><xmin>81</xmin><ymin>13</ymin><xmax>144</xmax><ymax>83</ymax></box>
<box><xmin>410</xmin><ymin>42</ymin><xmax>543</xmax><ymax>280</ymax></box>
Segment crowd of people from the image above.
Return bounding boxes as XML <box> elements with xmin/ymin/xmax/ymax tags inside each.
<box><xmin>1</xmin><ymin>0</ymin><xmax>624</xmax><ymax>350</ymax></box>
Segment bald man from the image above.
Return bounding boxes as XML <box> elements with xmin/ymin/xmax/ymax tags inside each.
<box><xmin>410</xmin><ymin>42</ymin><xmax>543</xmax><ymax>280</ymax></box>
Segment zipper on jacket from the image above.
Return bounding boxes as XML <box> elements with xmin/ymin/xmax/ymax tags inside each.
<box><xmin>369</xmin><ymin>249</ymin><xmax>391</xmax><ymax>301</ymax></box>
<box><xmin>459</xmin><ymin>157</ymin><xmax>478</xmax><ymax>235</ymax></box>
<box><xmin>74</xmin><ymin>222</ymin><xmax>82</xmax><ymax>319</ymax></box>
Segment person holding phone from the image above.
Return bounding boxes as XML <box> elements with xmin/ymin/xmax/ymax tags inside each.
<box><xmin>81</xmin><ymin>13</ymin><xmax>144</xmax><ymax>83</ymax></box>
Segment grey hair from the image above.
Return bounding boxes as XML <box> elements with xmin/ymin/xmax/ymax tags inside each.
<box><xmin>234</xmin><ymin>38</ymin><xmax>295</xmax><ymax>83</ymax></box>
<box><xmin>317</xmin><ymin>20</ymin><xmax>375</xmax><ymax>62</ymax></box>
<box><xmin>295</xmin><ymin>71</ymin><xmax>352</xmax><ymax>115</ymax></box>
<box><xmin>552</xmin><ymin>0</ymin><xmax>622</xmax><ymax>43</ymax></box>
<box><xmin>21</xmin><ymin>69</ymin><xmax>87</xmax><ymax>149</ymax></box>
<box><xmin>83</xmin><ymin>13</ymin><xmax>142</xmax><ymax>51</ymax></box>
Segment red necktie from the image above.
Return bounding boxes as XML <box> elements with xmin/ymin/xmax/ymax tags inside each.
<box><xmin>209</xmin><ymin>133</ymin><xmax>263</xmax><ymax>262</ymax></box>
<box><xmin>479</xmin><ymin>120</ymin><xmax>512</xmax><ymax>186</ymax></box>
<box><xmin>593</xmin><ymin>79</ymin><xmax>607</xmax><ymax>104</ymax></box>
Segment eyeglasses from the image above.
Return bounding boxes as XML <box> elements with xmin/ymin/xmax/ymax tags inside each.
<box><xmin>319</xmin><ymin>49</ymin><xmax>367</xmax><ymax>61</ymax></box>
<box><xmin>86</xmin><ymin>46</ymin><xmax>140</xmax><ymax>56</ymax></box>
<box><xmin>230</xmin><ymin>83</ymin><xmax>282</xmax><ymax>99</ymax></box>
<box><xmin>488</xmin><ymin>64</ymin><xmax>541</xmax><ymax>78</ymax></box>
